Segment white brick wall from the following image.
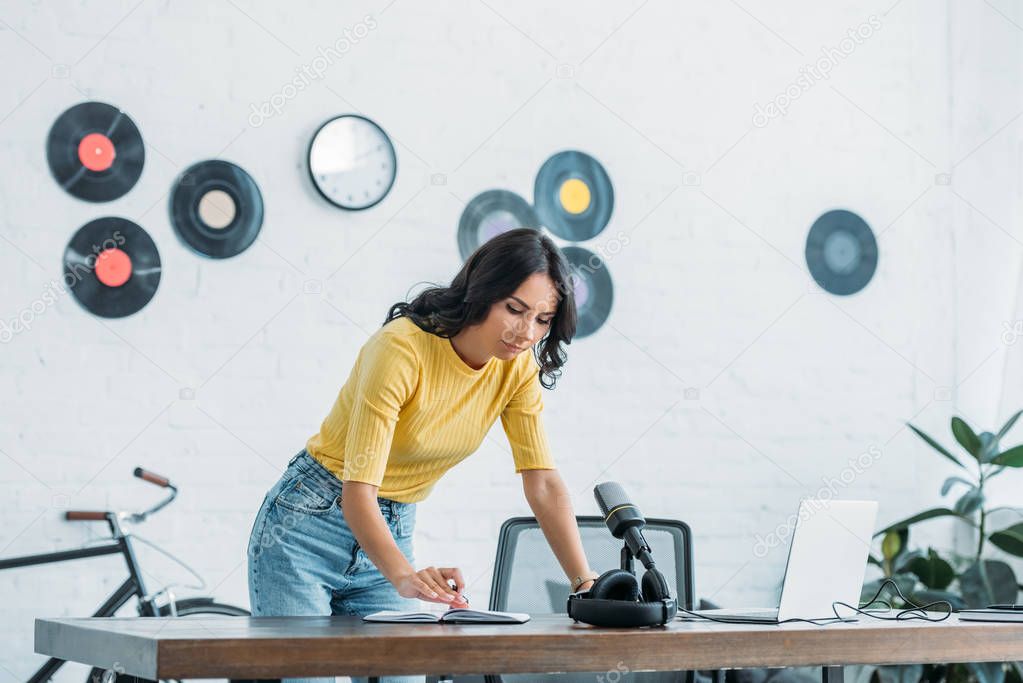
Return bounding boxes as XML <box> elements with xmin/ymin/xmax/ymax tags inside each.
<box><xmin>2</xmin><ymin>1</ymin><xmax>1022</xmax><ymax>680</ymax></box>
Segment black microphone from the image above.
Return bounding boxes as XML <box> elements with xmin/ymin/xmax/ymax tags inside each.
<box><xmin>593</xmin><ymin>482</ymin><xmax>656</xmax><ymax>569</ymax></box>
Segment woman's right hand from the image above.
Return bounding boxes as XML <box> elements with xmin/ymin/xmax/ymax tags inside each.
<box><xmin>394</xmin><ymin>566</ymin><xmax>468</xmax><ymax>607</ymax></box>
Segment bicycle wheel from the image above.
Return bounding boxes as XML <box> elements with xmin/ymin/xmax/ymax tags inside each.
<box><xmin>86</xmin><ymin>599</ymin><xmax>278</xmax><ymax>683</ymax></box>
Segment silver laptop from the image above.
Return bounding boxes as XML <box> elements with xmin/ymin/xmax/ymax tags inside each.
<box><xmin>691</xmin><ymin>499</ymin><xmax>878</xmax><ymax>623</ymax></box>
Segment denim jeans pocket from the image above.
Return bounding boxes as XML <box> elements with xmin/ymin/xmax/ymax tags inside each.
<box><xmin>274</xmin><ymin>476</ymin><xmax>338</xmax><ymax>515</ymax></box>
<box><xmin>391</xmin><ymin>504</ymin><xmax>415</xmax><ymax>539</ymax></box>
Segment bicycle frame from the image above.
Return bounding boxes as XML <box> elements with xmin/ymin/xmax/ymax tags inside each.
<box><xmin>1</xmin><ymin>475</ymin><xmax>172</xmax><ymax>683</ymax></box>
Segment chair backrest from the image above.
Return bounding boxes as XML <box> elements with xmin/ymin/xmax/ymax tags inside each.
<box><xmin>481</xmin><ymin>516</ymin><xmax>696</xmax><ymax>683</ymax></box>
<box><xmin>489</xmin><ymin>516</ymin><xmax>695</xmax><ymax>614</ymax></box>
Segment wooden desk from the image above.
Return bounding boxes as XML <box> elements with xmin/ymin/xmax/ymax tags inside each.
<box><xmin>35</xmin><ymin>613</ymin><xmax>1023</xmax><ymax>681</ymax></box>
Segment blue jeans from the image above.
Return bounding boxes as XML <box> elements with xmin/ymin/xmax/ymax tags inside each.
<box><xmin>247</xmin><ymin>449</ymin><xmax>423</xmax><ymax>683</ymax></box>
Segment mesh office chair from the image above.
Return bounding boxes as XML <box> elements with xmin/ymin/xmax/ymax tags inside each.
<box><xmin>481</xmin><ymin>515</ymin><xmax>696</xmax><ymax>683</ymax></box>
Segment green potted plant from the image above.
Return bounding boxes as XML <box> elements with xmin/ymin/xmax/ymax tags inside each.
<box><xmin>862</xmin><ymin>410</ymin><xmax>1023</xmax><ymax>683</ymax></box>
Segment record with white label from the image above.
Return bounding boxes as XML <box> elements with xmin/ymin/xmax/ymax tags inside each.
<box><xmin>805</xmin><ymin>210</ymin><xmax>877</xmax><ymax>296</ymax></box>
<box><xmin>457</xmin><ymin>190</ymin><xmax>538</xmax><ymax>261</ymax></box>
<box><xmin>169</xmin><ymin>159</ymin><xmax>263</xmax><ymax>259</ymax></box>
<box><xmin>64</xmin><ymin>217</ymin><xmax>161</xmax><ymax>318</ymax></box>
<box><xmin>563</xmin><ymin>245</ymin><xmax>613</xmax><ymax>338</ymax></box>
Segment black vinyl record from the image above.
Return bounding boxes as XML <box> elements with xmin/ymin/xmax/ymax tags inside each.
<box><xmin>169</xmin><ymin>159</ymin><xmax>263</xmax><ymax>259</ymax></box>
<box><xmin>458</xmin><ymin>190</ymin><xmax>538</xmax><ymax>261</ymax></box>
<box><xmin>534</xmin><ymin>150</ymin><xmax>614</xmax><ymax>241</ymax></box>
<box><xmin>563</xmin><ymin>245</ymin><xmax>613</xmax><ymax>338</ymax></box>
<box><xmin>805</xmin><ymin>209</ymin><xmax>878</xmax><ymax>296</ymax></box>
<box><xmin>47</xmin><ymin>101</ymin><xmax>145</xmax><ymax>202</ymax></box>
<box><xmin>64</xmin><ymin>217</ymin><xmax>161</xmax><ymax>318</ymax></box>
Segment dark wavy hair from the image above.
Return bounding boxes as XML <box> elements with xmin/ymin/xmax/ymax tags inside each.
<box><xmin>385</xmin><ymin>228</ymin><xmax>576</xmax><ymax>389</ymax></box>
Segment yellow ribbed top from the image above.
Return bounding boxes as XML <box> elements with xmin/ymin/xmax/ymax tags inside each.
<box><xmin>306</xmin><ymin>316</ymin><xmax>555</xmax><ymax>503</ymax></box>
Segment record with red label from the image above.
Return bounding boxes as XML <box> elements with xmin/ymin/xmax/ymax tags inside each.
<box><xmin>64</xmin><ymin>217</ymin><xmax>161</xmax><ymax>318</ymax></box>
<box><xmin>457</xmin><ymin>189</ymin><xmax>538</xmax><ymax>261</ymax></box>
<box><xmin>47</xmin><ymin>102</ymin><xmax>145</xmax><ymax>202</ymax></box>
<box><xmin>169</xmin><ymin>159</ymin><xmax>263</xmax><ymax>258</ymax></box>
<box><xmin>563</xmin><ymin>245</ymin><xmax>613</xmax><ymax>338</ymax></box>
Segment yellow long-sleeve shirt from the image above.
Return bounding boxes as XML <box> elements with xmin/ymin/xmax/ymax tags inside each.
<box><xmin>306</xmin><ymin>315</ymin><xmax>555</xmax><ymax>503</ymax></box>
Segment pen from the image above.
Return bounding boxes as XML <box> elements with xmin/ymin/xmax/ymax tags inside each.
<box><xmin>448</xmin><ymin>580</ymin><xmax>469</xmax><ymax>605</ymax></box>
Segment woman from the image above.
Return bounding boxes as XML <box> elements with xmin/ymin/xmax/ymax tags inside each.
<box><xmin>247</xmin><ymin>228</ymin><xmax>600</xmax><ymax>683</ymax></box>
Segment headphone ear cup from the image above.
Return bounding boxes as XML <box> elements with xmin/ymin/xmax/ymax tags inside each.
<box><xmin>641</xmin><ymin>568</ymin><xmax>671</xmax><ymax>602</ymax></box>
<box><xmin>589</xmin><ymin>568</ymin><xmax>640</xmax><ymax>602</ymax></box>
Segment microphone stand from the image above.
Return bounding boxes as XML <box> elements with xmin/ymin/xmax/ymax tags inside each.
<box><xmin>620</xmin><ymin>544</ymin><xmax>635</xmax><ymax>575</ymax></box>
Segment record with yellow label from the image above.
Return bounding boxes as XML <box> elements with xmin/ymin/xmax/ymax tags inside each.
<box><xmin>533</xmin><ymin>150</ymin><xmax>613</xmax><ymax>241</ymax></box>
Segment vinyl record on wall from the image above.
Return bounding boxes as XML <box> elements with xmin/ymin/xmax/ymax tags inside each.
<box><xmin>308</xmin><ymin>114</ymin><xmax>397</xmax><ymax>210</ymax></box>
<box><xmin>169</xmin><ymin>159</ymin><xmax>263</xmax><ymax>259</ymax></box>
<box><xmin>457</xmin><ymin>190</ymin><xmax>538</xmax><ymax>261</ymax></box>
<box><xmin>563</xmin><ymin>245</ymin><xmax>613</xmax><ymax>338</ymax></box>
<box><xmin>46</xmin><ymin>101</ymin><xmax>145</xmax><ymax>202</ymax></box>
<box><xmin>64</xmin><ymin>217</ymin><xmax>161</xmax><ymax>318</ymax></box>
<box><xmin>805</xmin><ymin>209</ymin><xmax>878</xmax><ymax>296</ymax></box>
<box><xmin>534</xmin><ymin>150</ymin><xmax>614</xmax><ymax>241</ymax></box>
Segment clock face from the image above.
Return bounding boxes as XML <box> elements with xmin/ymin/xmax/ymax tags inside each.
<box><xmin>308</xmin><ymin>115</ymin><xmax>397</xmax><ymax>210</ymax></box>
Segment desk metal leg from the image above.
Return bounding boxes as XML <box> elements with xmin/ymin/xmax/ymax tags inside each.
<box><xmin>823</xmin><ymin>666</ymin><xmax>844</xmax><ymax>683</ymax></box>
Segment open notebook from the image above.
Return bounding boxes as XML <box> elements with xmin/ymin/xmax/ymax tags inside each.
<box><xmin>363</xmin><ymin>608</ymin><xmax>530</xmax><ymax>624</ymax></box>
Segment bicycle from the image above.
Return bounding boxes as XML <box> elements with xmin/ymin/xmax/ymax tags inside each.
<box><xmin>0</xmin><ymin>466</ymin><xmax>266</xmax><ymax>683</ymax></box>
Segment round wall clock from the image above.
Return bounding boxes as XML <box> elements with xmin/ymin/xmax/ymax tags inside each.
<box><xmin>308</xmin><ymin>114</ymin><xmax>397</xmax><ymax>210</ymax></box>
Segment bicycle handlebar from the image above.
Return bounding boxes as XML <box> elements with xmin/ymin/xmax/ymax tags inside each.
<box><xmin>62</xmin><ymin>468</ymin><xmax>178</xmax><ymax>529</ymax></box>
<box><xmin>134</xmin><ymin>467</ymin><xmax>170</xmax><ymax>488</ymax></box>
<box><xmin>65</xmin><ymin>510</ymin><xmax>109</xmax><ymax>521</ymax></box>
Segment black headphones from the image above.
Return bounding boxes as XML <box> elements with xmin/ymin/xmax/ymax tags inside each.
<box><xmin>566</xmin><ymin>566</ymin><xmax>678</xmax><ymax>627</ymax></box>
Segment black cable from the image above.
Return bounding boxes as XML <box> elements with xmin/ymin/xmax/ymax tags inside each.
<box><xmin>831</xmin><ymin>578</ymin><xmax>952</xmax><ymax>622</ymax></box>
<box><xmin>677</xmin><ymin>578</ymin><xmax>951</xmax><ymax>626</ymax></box>
<box><xmin>676</xmin><ymin>605</ymin><xmax>853</xmax><ymax>626</ymax></box>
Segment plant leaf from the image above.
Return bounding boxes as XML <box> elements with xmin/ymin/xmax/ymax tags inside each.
<box><xmin>882</xmin><ymin>530</ymin><xmax>903</xmax><ymax>562</ymax></box>
<box><xmin>876</xmin><ymin>665</ymin><xmax>924</xmax><ymax>683</ymax></box>
<box><xmin>907</xmin><ymin>549</ymin><xmax>955</xmax><ymax>590</ymax></box>
<box><xmin>993</xmin><ymin>445</ymin><xmax>1023</xmax><ymax>468</ymax></box>
<box><xmin>894</xmin><ymin>549</ymin><xmax>924</xmax><ymax>574</ymax></box>
<box><xmin>989</xmin><ymin>523</ymin><xmax>1023</xmax><ymax>557</ymax></box>
<box><xmin>978</xmin><ymin>432</ymin><xmax>1000</xmax><ymax>463</ymax></box>
<box><xmin>988</xmin><ymin>466</ymin><xmax>1009</xmax><ymax>481</ymax></box>
<box><xmin>954</xmin><ymin>488</ymin><xmax>985</xmax><ymax>516</ymax></box>
<box><xmin>941</xmin><ymin>476</ymin><xmax>975</xmax><ymax>496</ymax></box>
<box><xmin>997</xmin><ymin>409</ymin><xmax>1023</xmax><ymax>441</ymax></box>
<box><xmin>910</xmin><ymin>588</ymin><xmax>966</xmax><ymax>610</ymax></box>
<box><xmin>951</xmin><ymin>416</ymin><xmax>981</xmax><ymax>458</ymax></box>
<box><xmin>908</xmin><ymin>423</ymin><xmax>965</xmax><ymax>468</ymax></box>
<box><xmin>874</xmin><ymin>508</ymin><xmax>969</xmax><ymax>537</ymax></box>
<box><xmin>960</xmin><ymin>560</ymin><xmax>1019</xmax><ymax>608</ymax></box>
<box><xmin>966</xmin><ymin>663</ymin><xmax>1006</xmax><ymax>683</ymax></box>
<box><xmin>948</xmin><ymin>664</ymin><xmax>971</xmax><ymax>683</ymax></box>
